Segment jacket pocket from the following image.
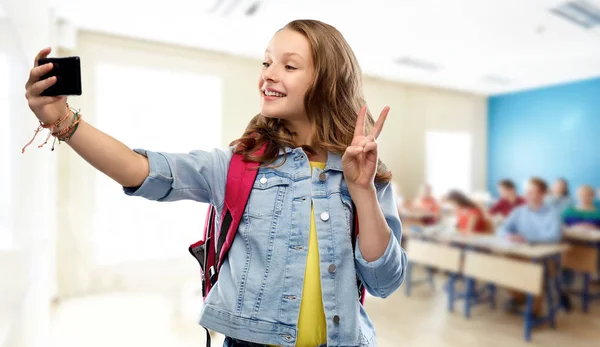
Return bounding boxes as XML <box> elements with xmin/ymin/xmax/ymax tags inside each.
<box><xmin>246</xmin><ymin>172</ymin><xmax>291</xmax><ymax>218</ymax></box>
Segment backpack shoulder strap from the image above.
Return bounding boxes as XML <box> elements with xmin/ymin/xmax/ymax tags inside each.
<box><xmin>351</xmin><ymin>203</ymin><xmax>366</xmax><ymax>305</ymax></box>
<box><xmin>215</xmin><ymin>145</ymin><xmax>266</xmax><ymax>271</ymax></box>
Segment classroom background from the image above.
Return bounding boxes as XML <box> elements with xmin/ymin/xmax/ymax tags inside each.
<box><xmin>1</xmin><ymin>0</ymin><xmax>600</xmax><ymax>346</ymax></box>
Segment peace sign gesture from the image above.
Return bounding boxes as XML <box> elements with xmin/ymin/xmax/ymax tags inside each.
<box><xmin>342</xmin><ymin>105</ymin><xmax>390</xmax><ymax>191</ymax></box>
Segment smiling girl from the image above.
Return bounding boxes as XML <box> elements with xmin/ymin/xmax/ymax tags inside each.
<box><xmin>25</xmin><ymin>19</ymin><xmax>407</xmax><ymax>347</ymax></box>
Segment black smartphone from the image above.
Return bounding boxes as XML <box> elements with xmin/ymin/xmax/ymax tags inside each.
<box><xmin>38</xmin><ymin>56</ymin><xmax>82</xmax><ymax>96</ymax></box>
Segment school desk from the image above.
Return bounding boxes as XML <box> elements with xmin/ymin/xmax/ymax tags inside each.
<box><xmin>562</xmin><ymin>227</ymin><xmax>600</xmax><ymax>312</ymax></box>
<box><xmin>404</xmin><ymin>228</ymin><xmax>569</xmax><ymax>342</ymax></box>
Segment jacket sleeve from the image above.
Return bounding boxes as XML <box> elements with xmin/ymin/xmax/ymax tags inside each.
<box><xmin>354</xmin><ymin>182</ymin><xmax>408</xmax><ymax>298</ymax></box>
<box><xmin>123</xmin><ymin>147</ymin><xmax>232</xmax><ymax>207</ymax></box>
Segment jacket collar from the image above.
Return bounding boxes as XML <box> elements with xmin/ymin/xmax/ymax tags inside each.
<box><xmin>278</xmin><ymin>147</ymin><xmax>344</xmax><ymax>172</ymax></box>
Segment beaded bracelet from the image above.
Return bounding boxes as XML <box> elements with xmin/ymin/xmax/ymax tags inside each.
<box><xmin>51</xmin><ymin>110</ymin><xmax>81</xmax><ymax>150</ymax></box>
<box><xmin>21</xmin><ymin>103</ymin><xmax>82</xmax><ymax>153</ymax></box>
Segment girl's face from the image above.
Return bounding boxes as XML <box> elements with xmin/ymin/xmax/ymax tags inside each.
<box><xmin>258</xmin><ymin>29</ymin><xmax>314</xmax><ymax>122</ymax></box>
<box><xmin>446</xmin><ymin>199</ymin><xmax>459</xmax><ymax>212</ymax></box>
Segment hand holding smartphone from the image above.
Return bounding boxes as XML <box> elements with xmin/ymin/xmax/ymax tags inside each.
<box><xmin>38</xmin><ymin>56</ymin><xmax>82</xmax><ymax>96</ymax></box>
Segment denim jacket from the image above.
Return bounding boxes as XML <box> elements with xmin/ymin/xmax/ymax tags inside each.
<box><xmin>124</xmin><ymin>146</ymin><xmax>407</xmax><ymax>347</ymax></box>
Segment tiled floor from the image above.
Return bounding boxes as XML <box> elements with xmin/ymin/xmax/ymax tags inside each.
<box><xmin>49</xmin><ymin>276</ymin><xmax>600</xmax><ymax>347</ymax></box>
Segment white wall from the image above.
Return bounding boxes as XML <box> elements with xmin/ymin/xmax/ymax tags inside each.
<box><xmin>0</xmin><ymin>1</ymin><xmax>57</xmax><ymax>346</ymax></box>
<box><xmin>364</xmin><ymin>80</ymin><xmax>488</xmax><ymax>197</ymax></box>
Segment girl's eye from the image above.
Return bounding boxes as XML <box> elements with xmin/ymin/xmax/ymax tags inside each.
<box><xmin>262</xmin><ymin>62</ymin><xmax>270</xmax><ymax>68</ymax></box>
<box><xmin>285</xmin><ymin>65</ymin><xmax>297</xmax><ymax>70</ymax></box>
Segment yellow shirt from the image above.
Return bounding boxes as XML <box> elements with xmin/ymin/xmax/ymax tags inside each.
<box><xmin>296</xmin><ymin>161</ymin><xmax>327</xmax><ymax>347</ymax></box>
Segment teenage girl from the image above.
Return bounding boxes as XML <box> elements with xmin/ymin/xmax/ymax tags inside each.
<box><xmin>24</xmin><ymin>19</ymin><xmax>407</xmax><ymax>347</ymax></box>
<box><xmin>445</xmin><ymin>190</ymin><xmax>489</xmax><ymax>234</ymax></box>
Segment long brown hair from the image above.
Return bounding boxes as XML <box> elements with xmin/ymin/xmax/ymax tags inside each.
<box><xmin>446</xmin><ymin>190</ymin><xmax>480</xmax><ymax>210</ymax></box>
<box><xmin>230</xmin><ymin>19</ymin><xmax>391</xmax><ymax>183</ymax></box>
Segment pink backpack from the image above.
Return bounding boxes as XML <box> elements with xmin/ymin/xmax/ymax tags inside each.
<box><xmin>188</xmin><ymin>148</ymin><xmax>365</xmax><ymax>346</ymax></box>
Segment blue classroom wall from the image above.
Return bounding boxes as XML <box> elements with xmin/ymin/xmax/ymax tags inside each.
<box><xmin>487</xmin><ymin>77</ymin><xmax>600</xmax><ymax>197</ymax></box>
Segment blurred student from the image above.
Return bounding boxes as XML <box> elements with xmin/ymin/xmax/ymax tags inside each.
<box><xmin>498</xmin><ymin>177</ymin><xmax>562</xmax><ymax>316</ymax></box>
<box><xmin>596</xmin><ymin>187</ymin><xmax>600</xmax><ymax>209</ymax></box>
<box><xmin>546</xmin><ymin>178</ymin><xmax>573</xmax><ymax>214</ymax></box>
<box><xmin>489</xmin><ymin>179</ymin><xmax>525</xmax><ymax>217</ymax></box>
<box><xmin>445</xmin><ymin>190</ymin><xmax>488</xmax><ymax>234</ymax></box>
<box><xmin>562</xmin><ymin>185</ymin><xmax>600</xmax><ymax>229</ymax></box>
<box><xmin>499</xmin><ymin>177</ymin><xmax>562</xmax><ymax>243</ymax></box>
<box><xmin>410</xmin><ymin>184</ymin><xmax>441</xmax><ymax>225</ymax></box>
<box><xmin>561</xmin><ymin>185</ymin><xmax>600</xmax><ymax>289</ymax></box>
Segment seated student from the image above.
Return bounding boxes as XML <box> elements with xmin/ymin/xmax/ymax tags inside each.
<box><xmin>546</xmin><ymin>178</ymin><xmax>574</xmax><ymax>214</ymax></box>
<box><xmin>500</xmin><ymin>177</ymin><xmax>562</xmax><ymax>243</ymax></box>
<box><xmin>489</xmin><ymin>179</ymin><xmax>525</xmax><ymax>217</ymax></box>
<box><xmin>498</xmin><ymin>177</ymin><xmax>562</xmax><ymax>316</ymax></box>
<box><xmin>561</xmin><ymin>185</ymin><xmax>600</xmax><ymax>289</ymax></box>
<box><xmin>410</xmin><ymin>184</ymin><xmax>441</xmax><ymax>225</ymax></box>
<box><xmin>445</xmin><ymin>190</ymin><xmax>488</xmax><ymax>234</ymax></box>
<box><xmin>562</xmin><ymin>185</ymin><xmax>600</xmax><ymax>229</ymax></box>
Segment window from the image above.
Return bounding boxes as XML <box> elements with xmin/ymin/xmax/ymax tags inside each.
<box><xmin>92</xmin><ymin>62</ymin><xmax>222</xmax><ymax>264</ymax></box>
<box><xmin>0</xmin><ymin>53</ymin><xmax>12</xmax><ymax>246</ymax></box>
<box><xmin>425</xmin><ymin>131</ymin><xmax>472</xmax><ymax>198</ymax></box>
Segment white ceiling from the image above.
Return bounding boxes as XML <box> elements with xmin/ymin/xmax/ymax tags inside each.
<box><xmin>54</xmin><ymin>0</ymin><xmax>600</xmax><ymax>95</ymax></box>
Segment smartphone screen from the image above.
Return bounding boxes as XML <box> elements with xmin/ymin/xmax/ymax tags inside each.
<box><xmin>38</xmin><ymin>56</ymin><xmax>82</xmax><ymax>96</ymax></box>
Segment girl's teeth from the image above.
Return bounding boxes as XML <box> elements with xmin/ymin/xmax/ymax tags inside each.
<box><xmin>265</xmin><ymin>90</ymin><xmax>285</xmax><ymax>97</ymax></box>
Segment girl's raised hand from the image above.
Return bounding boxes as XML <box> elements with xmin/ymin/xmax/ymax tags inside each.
<box><xmin>342</xmin><ymin>105</ymin><xmax>390</xmax><ymax>191</ymax></box>
<box><xmin>25</xmin><ymin>47</ymin><xmax>68</xmax><ymax>125</ymax></box>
